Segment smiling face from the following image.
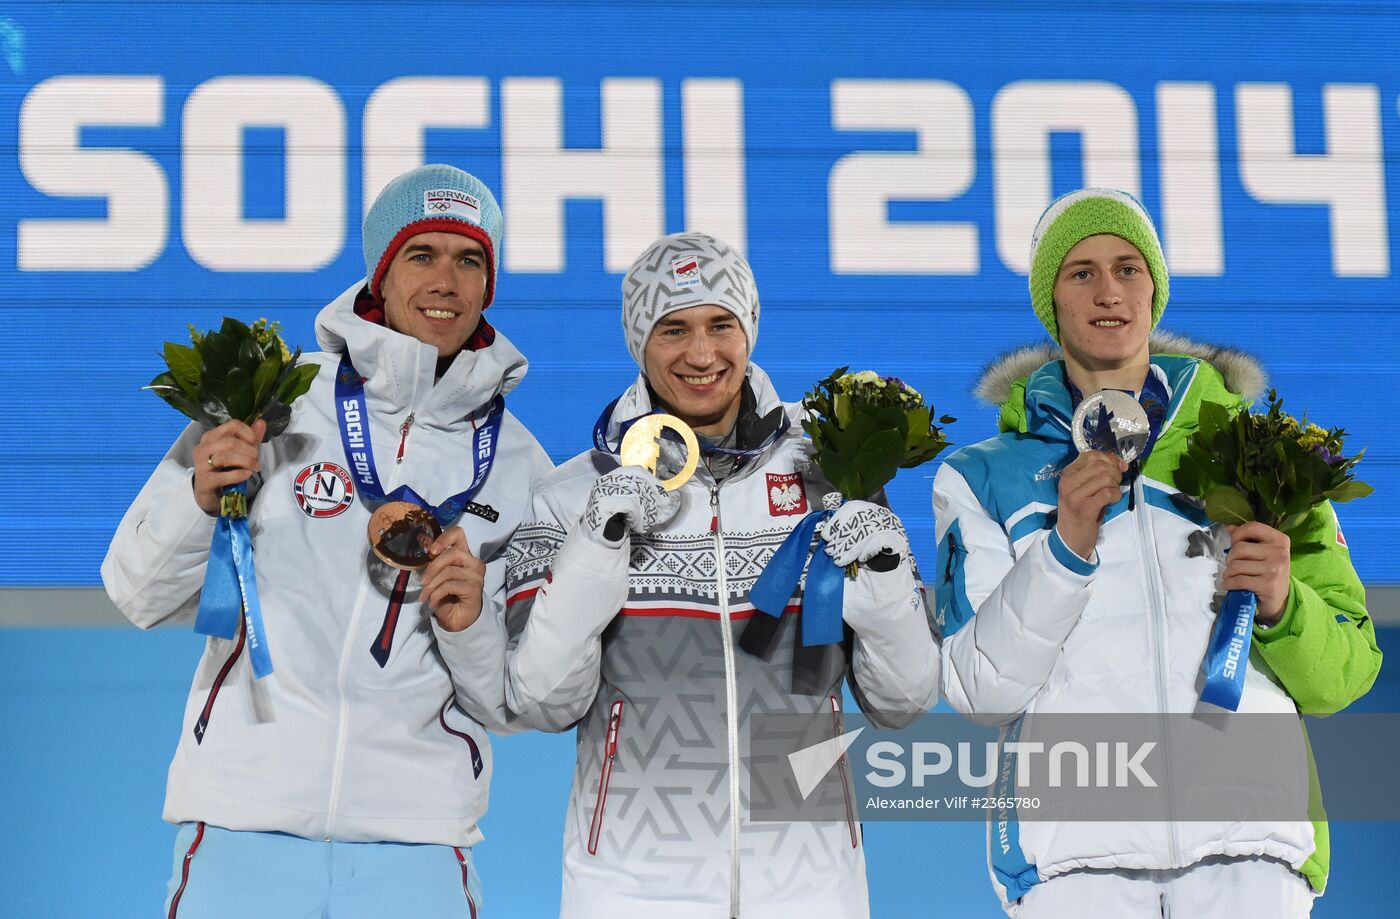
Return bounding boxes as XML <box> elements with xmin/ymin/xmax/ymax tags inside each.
<box><xmin>1053</xmin><ymin>234</ymin><xmax>1154</xmax><ymax>391</ymax></box>
<box><xmin>379</xmin><ymin>231</ymin><xmax>489</xmax><ymax>361</ymax></box>
<box><xmin>642</xmin><ymin>304</ymin><xmax>748</xmax><ymax>436</ymax></box>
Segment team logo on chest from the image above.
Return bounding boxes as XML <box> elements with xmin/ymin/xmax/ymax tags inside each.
<box><xmin>766</xmin><ymin>472</ymin><xmax>808</xmax><ymax>516</ymax></box>
<box><xmin>293</xmin><ymin>462</ymin><xmax>355</xmax><ymax>518</ymax></box>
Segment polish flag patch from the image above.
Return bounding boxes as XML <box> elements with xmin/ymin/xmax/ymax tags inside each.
<box><xmin>766</xmin><ymin>472</ymin><xmax>808</xmax><ymax>516</ymax></box>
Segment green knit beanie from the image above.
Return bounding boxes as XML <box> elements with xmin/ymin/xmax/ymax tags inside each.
<box><xmin>1028</xmin><ymin>188</ymin><xmax>1168</xmax><ymax>342</ymax></box>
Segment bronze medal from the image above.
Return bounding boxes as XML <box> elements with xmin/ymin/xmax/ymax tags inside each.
<box><xmin>366</xmin><ymin>501</ymin><xmax>442</xmax><ymax>570</ymax></box>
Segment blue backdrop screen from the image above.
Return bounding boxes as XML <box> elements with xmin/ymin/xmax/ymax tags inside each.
<box><xmin>1</xmin><ymin>1</ymin><xmax>1396</xmax><ymax>585</ymax></box>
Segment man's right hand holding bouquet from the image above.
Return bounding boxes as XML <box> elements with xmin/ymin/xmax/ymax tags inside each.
<box><xmin>144</xmin><ymin>317</ymin><xmax>319</xmax><ymax>678</ymax></box>
<box><xmin>192</xmin><ymin>419</ymin><xmax>267</xmax><ymax>516</ymax></box>
<box><xmin>1175</xmin><ymin>390</ymin><xmax>1373</xmax><ymax>710</ymax></box>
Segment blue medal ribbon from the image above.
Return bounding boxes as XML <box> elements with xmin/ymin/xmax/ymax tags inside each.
<box><xmin>592</xmin><ymin>394</ymin><xmax>649</xmax><ymax>454</ymax></box>
<box><xmin>1200</xmin><ymin>589</ymin><xmax>1258</xmax><ymax>711</ymax></box>
<box><xmin>1136</xmin><ymin>370</ymin><xmax>1170</xmax><ymax>460</ymax></box>
<box><xmin>196</xmin><ymin>481</ymin><xmax>274</xmax><ymax>678</ymax></box>
<box><xmin>748</xmin><ymin>508</ymin><xmax>846</xmax><ymax>646</ymax></box>
<box><xmin>591</xmin><ymin>393</ymin><xmax>789</xmax><ymax>460</ymax></box>
<box><xmin>336</xmin><ymin>354</ymin><xmax>504</xmax><ymax>526</ymax></box>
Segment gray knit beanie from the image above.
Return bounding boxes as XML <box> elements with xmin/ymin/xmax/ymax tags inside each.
<box><xmin>620</xmin><ymin>232</ymin><xmax>759</xmax><ymax>365</ymax></box>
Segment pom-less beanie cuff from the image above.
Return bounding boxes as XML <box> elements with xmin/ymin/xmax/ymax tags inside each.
<box><xmin>369</xmin><ymin>220</ymin><xmax>496</xmax><ymax>307</ymax></box>
<box><xmin>1027</xmin><ymin>188</ymin><xmax>1169</xmax><ymax>342</ymax></box>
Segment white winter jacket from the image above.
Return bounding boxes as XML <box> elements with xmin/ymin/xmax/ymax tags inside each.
<box><xmin>504</xmin><ymin>364</ymin><xmax>940</xmax><ymax>919</ymax></box>
<box><xmin>934</xmin><ymin>342</ymin><xmax>1377</xmax><ymax>911</ymax></box>
<box><xmin>102</xmin><ymin>281</ymin><xmax>552</xmax><ymax>847</ymax></box>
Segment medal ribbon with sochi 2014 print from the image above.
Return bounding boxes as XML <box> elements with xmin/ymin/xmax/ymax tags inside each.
<box><xmin>335</xmin><ymin>354</ymin><xmax>503</xmax><ymax>526</ymax></box>
<box><xmin>336</xmin><ymin>354</ymin><xmax>505</xmax><ymax>667</ymax></box>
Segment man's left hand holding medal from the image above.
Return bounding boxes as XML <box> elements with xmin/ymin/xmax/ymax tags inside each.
<box><xmin>420</xmin><ymin>527</ymin><xmax>488</xmax><ymax>632</ymax></box>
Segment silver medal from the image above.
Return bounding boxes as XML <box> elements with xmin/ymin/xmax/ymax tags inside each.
<box><xmin>1071</xmin><ymin>389</ymin><xmax>1151</xmax><ymax>462</ymax></box>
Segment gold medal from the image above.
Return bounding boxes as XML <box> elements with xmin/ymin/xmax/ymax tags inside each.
<box><xmin>367</xmin><ymin>501</ymin><xmax>442</xmax><ymax>570</ymax></box>
<box><xmin>620</xmin><ymin>414</ymin><xmax>699</xmax><ymax>491</ymax></box>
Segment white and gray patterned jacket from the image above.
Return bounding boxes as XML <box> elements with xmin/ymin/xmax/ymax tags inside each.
<box><xmin>505</xmin><ymin>363</ymin><xmax>940</xmax><ymax>919</ymax></box>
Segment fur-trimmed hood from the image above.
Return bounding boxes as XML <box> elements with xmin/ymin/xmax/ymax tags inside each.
<box><xmin>973</xmin><ymin>330</ymin><xmax>1267</xmax><ymax>407</ymax></box>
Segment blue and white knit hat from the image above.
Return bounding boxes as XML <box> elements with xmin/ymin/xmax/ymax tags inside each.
<box><xmin>620</xmin><ymin>232</ymin><xmax>759</xmax><ymax>365</ymax></box>
<box><xmin>362</xmin><ymin>164</ymin><xmax>504</xmax><ymax>306</ymax></box>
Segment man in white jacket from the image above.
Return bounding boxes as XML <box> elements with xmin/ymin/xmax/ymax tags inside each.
<box><xmin>504</xmin><ymin>232</ymin><xmax>940</xmax><ymax>919</ymax></box>
<box><xmin>933</xmin><ymin>189</ymin><xmax>1378</xmax><ymax>917</ymax></box>
<box><xmin>103</xmin><ymin>164</ymin><xmax>552</xmax><ymax>918</ymax></box>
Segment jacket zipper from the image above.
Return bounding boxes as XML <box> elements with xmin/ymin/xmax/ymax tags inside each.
<box><xmin>191</xmin><ymin>621</ymin><xmax>247</xmax><ymax>745</ymax></box>
<box><xmin>326</xmin><ymin>396</ymin><xmax>415</xmax><ymax>838</ymax></box>
<box><xmin>439</xmin><ymin>697</ymin><xmax>486</xmax><ymax>779</ymax></box>
<box><xmin>830</xmin><ymin>695</ymin><xmax>859</xmax><ymax>849</ymax></box>
<box><xmin>588</xmin><ymin>699</ymin><xmax>625</xmax><ymax>855</ymax></box>
<box><xmin>166</xmin><ymin>821</ymin><xmax>205</xmax><ymax>918</ymax></box>
<box><xmin>396</xmin><ymin>412</ymin><xmax>414</xmax><ymax>463</ymax></box>
<box><xmin>712</xmin><ymin>483</ymin><xmax>743</xmax><ymax>919</ymax></box>
<box><xmin>1133</xmin><ymin>476</ymin><xmax>1181</xmax><ymax>866</ymax></box>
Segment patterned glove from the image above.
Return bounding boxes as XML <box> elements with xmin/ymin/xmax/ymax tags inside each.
<box><xmin>819</xmin><ymin>499</ymin><xmax>910</xmax><ymax>568</ymax></box>
<box><xmin>582</xmin><ymin>466</ymin><xmax>681</xmax><ymax>542</ymax></box>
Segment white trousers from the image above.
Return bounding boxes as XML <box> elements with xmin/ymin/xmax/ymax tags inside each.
<box><xmin>1015</xmin><ymin>856</ymin><xmax>1314</xmax><ymax>919</ymax></box>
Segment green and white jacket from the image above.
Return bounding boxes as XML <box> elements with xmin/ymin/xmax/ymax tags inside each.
<box><xmin>932</xmin><ymin>333</ymin><xmax>1381</xmax><ymax>911</ymax></box>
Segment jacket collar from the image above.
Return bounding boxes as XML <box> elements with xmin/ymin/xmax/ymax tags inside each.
<box><xmin>597</xmin><ymin>362</ymin><xmax>796</xmax><ymax>486</ymax></box>
<box><xmin>601</xmin><ymin>361</ymin><xmax>789</xmax><ymax>447</ymax></box>
<box><xmin>976</xmin><ymin>330</ymin><xmax>1267</xmax><ymax>439</ymax></box>
<box><xmin>314</xmin><ymin>280</ymin><xmax>527</xmax><ymax>428</ymax></box>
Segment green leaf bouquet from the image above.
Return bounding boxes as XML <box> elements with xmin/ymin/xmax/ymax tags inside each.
<box><xmin>145</xmin><ymin>318</ymin><xmax>320</xmax><ymax>516</ymax></box>
<box><xmin>1174</xmin><ymin>389</ymin><xmax>1372</xmax><ymax>535</ymax></box>
<box><xmin>146</xmin><ymin>318</ymin><xmax>319</xmax><ymax>440</ymax></box>
<box><xmin>802</xmin><ymin>367</ymin><xmax>955</xmax><ymax>503</ymax></box>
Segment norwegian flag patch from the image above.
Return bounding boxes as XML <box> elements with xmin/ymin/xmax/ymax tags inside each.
<box><xmin>1333</xmin><ymin>506</ymin><xmax>1349</xmax><ymax>549</ymax></box>
<box><xmin>766</xmin><ymin>472</ymin><xmax>808</xmax><ymax>516</ymax></box>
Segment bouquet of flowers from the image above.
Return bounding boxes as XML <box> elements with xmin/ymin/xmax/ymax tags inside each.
<box><xmin>1174</xmin><ymin>390</ymin><xmax>1371</xmax><ymax>710</ymax></box>
<box><xmin>146</xmin><ymin>318</ymin><xmax>319</xmax><ymax>516</ymax></box>
<box><xmin>147</xmin><ymin>317</ymin><xmax>319</xmax><ymax>440</ymax></box>
<box><xmin>802</xmin><ymin>367</ymin><xmax>954</xmax><ymax>504</ymax></box>
<box><xmin>143</xmin><ymin>317</ymin><xmax>319</xmax><ymax>681</ymax></box>
<box><xmin>747</xmin><ymin>367</ymin><xmax>954</xmax><ymax>660</ymax></box>
<box><xmin>1174</xmin><ymin>389</ymin><xmax>1371</xmax><ymax>536</ymax></box>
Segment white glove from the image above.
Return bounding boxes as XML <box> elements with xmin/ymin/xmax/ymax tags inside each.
<box><xmin>582</xmin><ymin>466</ymin><xmax>681</xmax><ymax>542</ymax></box>
<box><xmin>819</xmin><ymin>499</ymin><xmax>910</xmax><ymax>568</ymax></box>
